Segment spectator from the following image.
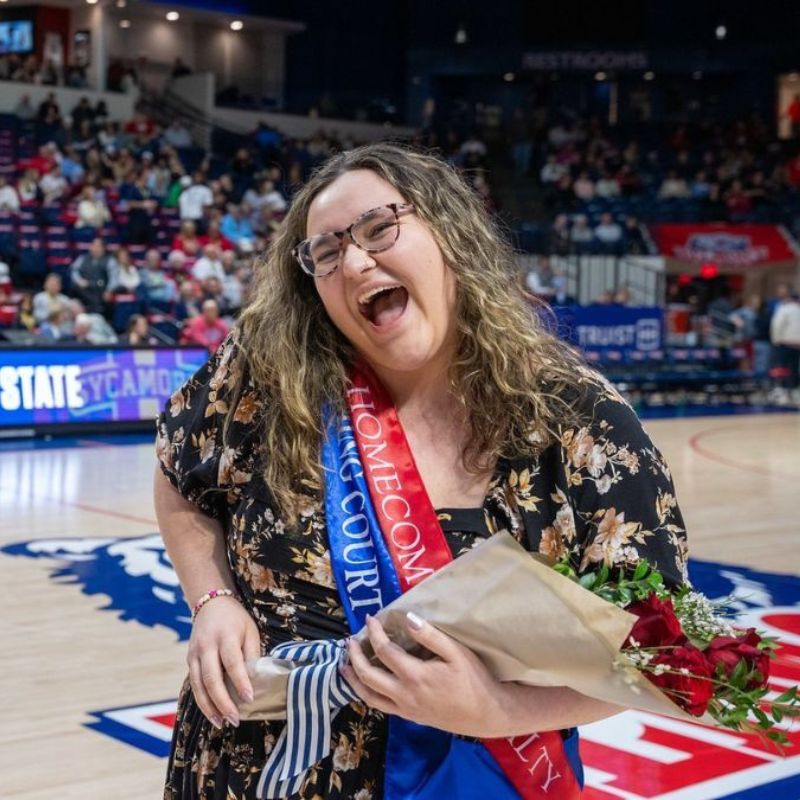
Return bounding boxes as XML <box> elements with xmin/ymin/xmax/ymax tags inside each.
<box><xmin>75</xmin><ymin>184</ymin><xmax>111</xmax><ymax>229</ymax></box>
<box><xmin>594</xmin><ymin>212</ymin><xmax>623</xmax><ymax>253</ymax></box>
<box><xmin>37</xmin><ymin>307</ymin><xmax>71</xmax><ymax>342</ymax></box>
<box><xmin>175</xmin><ymin>279</ymin><xmax>201</xmax><ymax>321</ymax></box>
<box><xmin>243</xmin><ymin>178</ymin><xmax>287</xmax><ymax>216</ymax></box>
<box><xmin>595</xmin><ymin>171</ymin><xmax>621</xmax><ymax>198</ymax></box>
<box><xmin>658</xmin><ymin>170</ymin><xmax>690</xmax><ymax>199</ymax></box>
<box><xmin>120</xmin><ymin>171</ymin><xmax>156</xmax><ymax>244</ymax></box>
<box><xmin>70</xmin><ymin>237</ymin><xmax>114</xmax><ymax>314</ymax></box>
<box><xmin>572</xmin><ymin>170</ymin><xmax>595</xmax><ymax>201</ymax></box>
<box><xmin>623</xmin><ymin>216</ymin><xmax>648</xmax><ymax>255</ymax></box>
<box><xmin>39</xmin><ymin>165</ymin><xmax>68</xmax><ymax>205</ymax></box>
<box><xmin>107</xmin><ymin>247</ymin><xmax>141</xmax><ymax>295</ymax></box>
<box><xmin>71</xmin><ymin>97</ymin><xmax>95</xmax><ymax>131</ymax></box>
<box><xmin>569</xmin><ymin>214</ymin><xmax>594</xmax><ymax>251</ymax></box>
<box><xmin>613</xmin><ymin>286</ymin><xmax>632</xmax><ymax>306</ymax></box>
<box><xmin>192</xmin><ymin>243</ymin><xmax>226</xmax><ymax>283</ymax></box>
<box><xmin>14</xmin><ymin>293</ymin><xmax>37</xmax><ymax>332</ymax></box>
<box><xmin>770</xmin><ymin>292</ymin><xmax>800</xmax><ymax>398</ymax></box>
<box><xmin>14</xmin><ymin>94</ymin><xmax>35</xmax><ymax>120</ymax></box>
<box><xmin>0</xmin><ymin>174</ymin><xmax>20</xmax><ymax>211</ymax></box>
<box><xmin>60</xmin><ymin>145</ymin><xmax>86</xmax><ymax>185</ymax></box>
<box><xmin>200</xmin><ymin>275</ymin><xmax>232</xmax><ymax>317</ymax></box>
<box><xmin>550</xmin><ymin>213</ymin><xmax>571</xmax><ymax>255</ymax></box>
<box><xmin>690</xmin><ymin>170</ymin><xmax>712</xmax><ymax>200</ymax></box>
<box><xmin>171</xmin><ymin>220</ymin><xmax>203</xmax><ymax>257</ymax></box>
<box><xmin>139</xmin><ymin>248</ymin><xmax>177</xmax><ymax>306</ymax></box>
<box><xmin>163</xmin><ymin>119</ymin><xmax>193</xmax><ymax>149</ymax></box>
<box><xmin>524</xmin><ymin>258</ymin><xmax>556</xmax><ymax>299</ymax></box>
<box><xmin>221</xmin><ymin>252</ymin><xmax>245</xmax><ymax>312</ymax></box>
<box><xmin>124</xmin><ymin>314</ymin><xmax>158</xmax><ymax>345</ymax></box>
<box><xmin>785</xmin><ymin>93</ymin><xmax>800</xmax><ymax>139</ymax></box>
<box><xmin>220</xmin><ymin>202</ymin><xmax>255</xmax><ymax>251</ymax></box>
<box><xmin>33</xmin><ymin>273</ymin><xmax>71</xmax><ymax>325</ymax></box>
<box><xmin>178</xmin><ymin>172</ymin><xmax>213</xmax><ymax>230</ymax></box>
<box><xmin>725</xmin><ymin>179</ymin><xmax>753</xmax><ymax>219</ymax></box>
<box><xmin>37</xmin><ymin>92</ymin><xmax>60</xmax><ymax>123</ymax></box>
<box><xmin>201</xmin><ymin>219</ymin><xmax>234</xmax><ymax>252</ymax></box>
<box><xmin>540</xmin><ymin>154</ymin><xmax>568</xmax><ymax>185</ymax></box>
<box><xmin>180</xmin><ymin>298</ymin><xmax>229</xmax><ymax>351</ymax></box>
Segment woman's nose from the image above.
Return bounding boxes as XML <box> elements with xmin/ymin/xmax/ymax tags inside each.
<box><xmin>339</xmin><ymin>240</ymin><xmax>375</xmax><ymax>275</ymax></box>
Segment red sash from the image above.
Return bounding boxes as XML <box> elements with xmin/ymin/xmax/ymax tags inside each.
<box><xmin>347</xmin><ymin>366</ymin><xmax>582</xmax><ymax>799</ymax></box>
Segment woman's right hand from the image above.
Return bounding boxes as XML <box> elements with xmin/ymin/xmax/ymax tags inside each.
<box><xmin>187</xmin><ymin>596</ymin><xmax>261</xmax><ymax>729</ymax></box>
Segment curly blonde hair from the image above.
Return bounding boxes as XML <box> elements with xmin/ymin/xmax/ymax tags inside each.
<box><xmin>232</xmin><ymin>143</ymin><xmax>586</xmax><ymax>520</ymax></box>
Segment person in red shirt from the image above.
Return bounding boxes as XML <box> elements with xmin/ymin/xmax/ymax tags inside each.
<box><xmin>199</xmin><ymin>219</ymin><xmax>235</xmax><ymax>252</ymax></box>
<box><xmin>786</xmin><ymin>93</ymin><xmax>800</xmax><ymax>139</ymax></box>
<box><xmin>171</xmin><ymin>220</ymin><xmax>203</xmax><ymax>256</ymax></box>
<box><xmin>180</xmin><ymin>298</ymin><xmax>229</xmax><ymax>352</ymax></box>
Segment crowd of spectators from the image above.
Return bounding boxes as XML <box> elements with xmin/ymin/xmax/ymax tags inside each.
<box><xmin>501</xmin><ymin>109</ymin><xmax>800</xmax><ymax>256</ymax></box>
<box><xmin>0</xmin><ymin>93</ymin><xmax>424</xmax><ymax>350</ymax></box>
<box><xmin>0</xmin><ymin>54</ymin><xmax>90</xmax><ymax>91</ymax></box>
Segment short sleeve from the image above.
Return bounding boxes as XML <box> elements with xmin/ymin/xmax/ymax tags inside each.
<box><xmin>557</xmin><ymin>381</ymin><xmax>689</xmax><ymax>588</ymax></box>
<box><xmin>155</xmin><ymin>333</ymin><xmax>244</xmax><ymax>519</ymax></box>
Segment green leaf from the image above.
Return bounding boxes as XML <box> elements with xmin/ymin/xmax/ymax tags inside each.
<box><xmin>633</xmin><ymin>560</ymin><xmax>649</xmax><ymax>581</ymax></box>
<box><xmin>579</xmin><ymin>573</ymin><xmax>597</xmax><ymax>590</ymax></box>
<box><xmin>647</xmin><ymin>573</ymin><xmax>664</xmax><ymax>588</ymax></box>
<box><xmin>773</xmin><ymin>687</ymin><xmax>797</xmax><ymax>704</ymax></box>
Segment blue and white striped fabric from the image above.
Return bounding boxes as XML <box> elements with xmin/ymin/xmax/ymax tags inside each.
<box><xmin>256</xmin><ymin>639</ymin><xmax>359</xmax><ymax>799</ymax></box>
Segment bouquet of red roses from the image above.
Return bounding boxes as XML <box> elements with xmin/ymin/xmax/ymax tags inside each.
<box><xmin>554</xmin><ymin>556</ymin><xmax>800</xmax><ymax>746</ymax></box>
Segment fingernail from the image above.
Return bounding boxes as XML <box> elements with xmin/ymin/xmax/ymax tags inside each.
<box><xmin>225</xmin><ymin>715</ymin><xmax>240</xmax><ymax>728</ymax></box>
<box><xmin>211</xmin><ymin>715</ymin><xmax>223</xmax><ymax>729</ymax></box>
<box><xmin>365</xmin><ymin>613</ymin><xmax>373</xmax><ymax>623</ymax></box>
<box><xmin>243</xmin><ymin>689</ymin><xmax>254</xmax><ymax>703</ymax></box>
<box><xmin>406</xmin><ymin>611</ymin><xmax>424</xmax><ymax>630</ymax></box>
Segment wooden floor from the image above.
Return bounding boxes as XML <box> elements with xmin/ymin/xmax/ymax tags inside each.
<box><xmin>1</xmin><ymin>413</ymin><xmax>799</xmax><ymax>799</ymax></box>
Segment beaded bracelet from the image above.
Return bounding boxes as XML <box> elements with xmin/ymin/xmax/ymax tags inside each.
<box><xmin>191</xmin><ymin>588</ymin><xmax>239</xmax><ymax>622</ymax></box>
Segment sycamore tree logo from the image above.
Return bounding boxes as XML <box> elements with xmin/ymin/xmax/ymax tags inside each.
<box><xmin>2</xmin><ymin>534</ymin><xmax>190</xmax><ymax>640</ymax></box>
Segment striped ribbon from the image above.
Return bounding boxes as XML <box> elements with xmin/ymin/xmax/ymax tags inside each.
<box><xmin>256</xmin><ymin>639</ymin><xmax>359</xmax><ymax>799</ymax></box>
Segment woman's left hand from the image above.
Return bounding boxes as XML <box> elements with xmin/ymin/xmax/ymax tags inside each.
<box><xmin>341</xmin><ymin>612</ymin><xmax>514</xmax><ymax>738</ymax></box>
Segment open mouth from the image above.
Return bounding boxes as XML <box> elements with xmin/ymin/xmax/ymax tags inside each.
<box><xmin>358</xmin><ymin>286</ymin><xmax>409</xmax><ymax>328</ymax></box>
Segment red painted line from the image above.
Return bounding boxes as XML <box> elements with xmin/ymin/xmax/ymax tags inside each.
<box><xmin>64</xmin><ymin>500</ymin><xmax>157</xmax><ymax>527</ymax></box>
<box><xmin>687</xmin><ymin>423</ymin><xmax>800</xmax><ymax>481</ymax></box>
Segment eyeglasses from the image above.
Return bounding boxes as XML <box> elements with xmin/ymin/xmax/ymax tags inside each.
<box><xmin>293</xmin><ymin>202</ymin><xmax>415</xmax><ymax>277</ymax></box>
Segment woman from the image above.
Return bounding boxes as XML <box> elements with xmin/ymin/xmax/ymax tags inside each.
<box><xmin>124</xmin><ymin>313</ymin><xmax>156</xmax><ymax>345</ymax></box>
<box><xmin>155</xmin><ymin>144</ymin><xmax>688</xmax><ymax>799</ymax></box>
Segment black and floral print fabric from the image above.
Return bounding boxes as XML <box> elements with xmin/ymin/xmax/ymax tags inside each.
<box><xmin>156</xmin><ymin>335</ymin><xmax>688</xmax><ymax>799</ymax></box>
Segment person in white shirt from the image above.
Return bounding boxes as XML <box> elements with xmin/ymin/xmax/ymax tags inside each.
<box><xmin>178</xmin><ymin>172</ymin><xmax>213</xmax><ymax>227</ymax></box>
<box><xmin>192</xmin><ymin>243</ymin><xmax>226</xmax><ymax>283</ymax></box>
<box><xmin>33</xmin><ymin>273</ymin><xmax>71</xmax><ymax>324</ymax></box>
<box><xmin>595</xmin><ymin>172</ymin><xmax>621</xmax><ymax>198</ymax></box>
<box><xmin>163</xmin><ymin>120</ymin><xmax>193</xmax><ymax>149</ymax></box>
<box><xmin>39</xmin><ymin>166</ymin><xmax>68</xmax><ymax>205</ymax></box>
<box><xmin>0</xmin><ymin>175</ymin><xmax>20</xmax><ymax>211</ymax></box>
<box><xmin>770</xmin><ymin>294</ymin><xmax>800</xmax><ymax>396</ymax></box>
<box><xmin>75</xmin><ymin>185</ymin><xmax>111</xmax><ymax>229</ymax></box>
<box><xmin>594</xmin><ymin>213</ymin><xmax>623</xmax><ymax>247</ymax></box>
<box><xmin>658</xmin><ymin>170</ymin><xmax>690</xmax><ymax>200</ymax></box>
<box><xmin>243</xmin><ymin>178</ymin><xmax>287</xmax><ymax>216</ymax></box>
<box><xmin>539</xmin><ymin>155</ymin><xmax>568</xmax><ymax>185</ymax></box>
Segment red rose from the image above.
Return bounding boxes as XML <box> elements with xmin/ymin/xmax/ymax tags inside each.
<box><xmin>647</xmin><ymin>644</ymin><xmax>715</xmax><ymax>716</ymax></box>
<box><xmin>705</xmin><ymin>628</ymin><xmax>770</xmax><ymax>690</ymax></box>
<box><xmin>624</xmin><ymin>594</ymin><xmax>686</xmax><ymax>650</ymax></box>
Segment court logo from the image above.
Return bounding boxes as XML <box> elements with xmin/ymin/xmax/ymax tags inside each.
<box><xmin>2</xmin><ymin>534</ymin><xmax>191</xmax><ymax>640</ymax></box>
<box><xmin>3</xmin><ymin>535</ymin><xmax>799</xmax><ymax>798</ymax></box>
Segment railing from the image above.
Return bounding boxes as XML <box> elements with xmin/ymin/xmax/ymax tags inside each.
<box><xmin>518</xmin><ymin>253</ymin><xmax>667</xmax><ymax>306</ymax></box>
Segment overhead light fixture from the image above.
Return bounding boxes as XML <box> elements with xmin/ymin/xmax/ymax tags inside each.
<box><xmin>166</xmin><ymin>11</ymin><xmax>180</xmax><ymax>22</ymax></box>
<box><xmin>86</xmin><ymin>0</ymin><xmax>99</xmax><ymax>5</ymax></box>
<box><xmin>715</xmin><ymin>24</ymin><xmax>726</xmax><ymax>40</ymax></box>
<box><xmin>454</xmin><ymin>24</ymin><xmax>467</xmax><ymax>45</ymax></box>
<box><xmin>503</xmin><ymin>72</ymin><xmax>515</xmax><ymax>82</ymax></box>
<box><xmin>692</xmin><ymin>70</ymin><xmax>703</xmax><ymax>80</ymax></box>
<box><xmin>644</xmin><ymin>71</ymin><xmax>655</xmax><ymax>81</ymax></box>
<box><xmin>120</xmin><ymin>19</ymin><xmax>131</xmax><ymax>28</ymax></box>
<box><xmin>594</xmin><ymin>71</ymin><xmax>607</xmax><ymax>81</ymax></box>
<box><xmin>230</xmin><ymin>20</ymin><xmax>243</xmax><ymax>31</ymax></box>
<box><xmin>116</xmin><ymin>0</ymin><xmax>127</xmax><ymax>7</ymax></box>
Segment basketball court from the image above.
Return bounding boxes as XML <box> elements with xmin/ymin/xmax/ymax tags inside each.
<box><xmin>2</xmin><ymin>411</ymin><xmax>799</xmax><ymax>799</ymax></box>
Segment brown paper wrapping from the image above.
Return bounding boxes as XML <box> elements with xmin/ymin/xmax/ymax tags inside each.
<box><xmin>237</xmin><ymin>531</ymin><xmax>713</xmax><ymax>726</ymax></box>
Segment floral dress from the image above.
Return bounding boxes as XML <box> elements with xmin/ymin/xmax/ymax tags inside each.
<box><xmin>156</xmin><ymin>336</ymin><xmax>689</xmax><ymax>800</ymax></box>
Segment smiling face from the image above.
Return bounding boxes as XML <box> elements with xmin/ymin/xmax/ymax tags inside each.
<box><xmin>307</xmin><ymin>169</ymin><xmax>457</xmax><ymax>382</ymax></box>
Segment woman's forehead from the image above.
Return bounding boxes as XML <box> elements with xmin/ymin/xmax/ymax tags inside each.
<box><xmin>306</xmin><ymin>169</ymin><xmax>405</xmax><ymax>236</ymax></box>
